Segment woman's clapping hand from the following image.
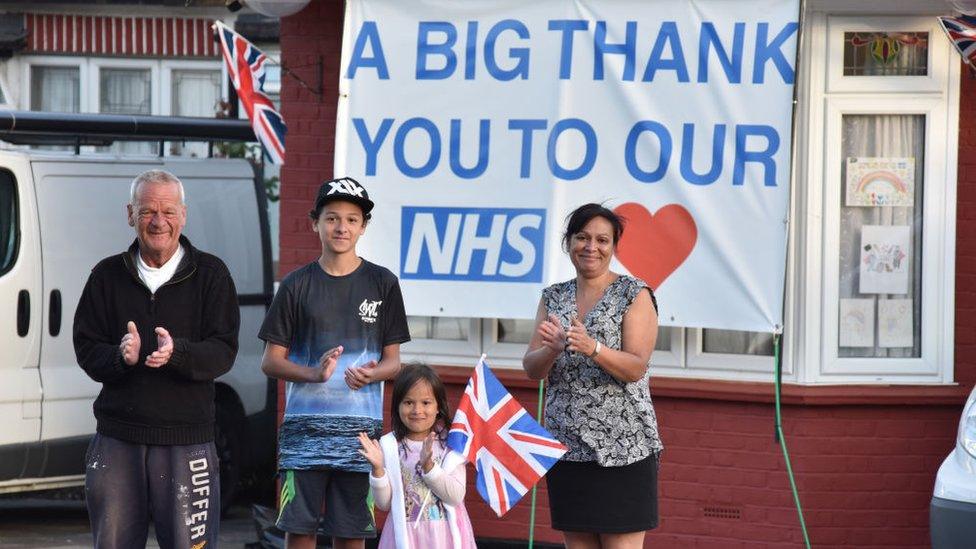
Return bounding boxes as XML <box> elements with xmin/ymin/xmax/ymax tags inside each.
<box><xmin>536</xmin><ymin>314</ymin><xmax>568</xmax><ymax>354</ymax></box>
<box><xmin>566</xmin><ymin>316</ymin><xmax>597</xmax><ymax>357</ymax></box>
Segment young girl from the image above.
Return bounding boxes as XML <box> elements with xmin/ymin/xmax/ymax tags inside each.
<box><xmin>357</xmin><ymin>363</ymin><xmax>477</xmax><ymax>549</ymax></box>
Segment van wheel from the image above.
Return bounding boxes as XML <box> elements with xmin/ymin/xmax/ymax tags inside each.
<box><xmin>215</xmin><ymin>398</ymin><xmax>244</xmax><ymax>516</ymax></box>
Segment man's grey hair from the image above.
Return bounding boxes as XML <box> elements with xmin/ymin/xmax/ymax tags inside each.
<box><xmin>129</xmin><ymin>169</ymin><xmax>186</xmax><ymax>205</ymax></box>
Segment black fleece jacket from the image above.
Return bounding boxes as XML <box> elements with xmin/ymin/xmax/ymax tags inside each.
<box><xmin>73</xmin><ymin>236</ymin><xmax>240</xmax><ymax>445</ymax></box>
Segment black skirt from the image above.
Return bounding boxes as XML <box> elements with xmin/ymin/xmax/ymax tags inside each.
<box><xmin>545</xmin><ymin>454</ymin><xmax>659</xmax><ymax>533</ymax></box>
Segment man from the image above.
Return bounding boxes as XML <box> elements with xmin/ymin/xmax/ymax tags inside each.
<box><xmin>259</xmin><ymin>177</ymin><xmax>410</xmax><ymax>549</ymax></box>
<box><xmin>74</xmin><ymin>169</ymin><xmax>239</xmax><ymax>549</ymax></box>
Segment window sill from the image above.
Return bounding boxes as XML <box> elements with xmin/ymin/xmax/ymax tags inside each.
<box><xmin>432</xmin><ymin>365</ymin><xmax>971</xmax><ymax>406</ymax></box>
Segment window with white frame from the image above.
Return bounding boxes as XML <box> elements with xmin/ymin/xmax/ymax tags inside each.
<box><xmin>809</xmin><ymin>14</ymin><xmax>956</xmax><ymax>384</ymax></box>
<box><xmin>23</xmin><ymin>55</ymin><xmax>222</xmax><ymax>156</ymax></box>
<box><xmin>403</xmin><ymin>12</ymin><xmax>959</xmax><ymax>386</ymax></box>
<box><xmin>402</xmin><ymin>316</ymin><xmax>481</xmax><ymax>366</ymax></box>
<box><xmin>169</xmin><ymin>67</ymin><xmax>221</xmax><ymax>157</ymax></box>
<box><xmin>401</xmin><ymin>308</ymin><xmax>779</xmax><ymax>370</ymax></box>
<box><xmin>100</xmin><ymin>68</ymin><xmax>151</xmax><ymax>115</ymax></box>
<box><xmin>27</xmin><ymin>63</ymin><xmax>83</xmax><ymax>151</ymax></box>
<box><xmin>262</xmin><ymin>59</ymin><xmax>281</xmax><ymax>106</ymax></box>
<box><xmin>30</xmin><ymin>65</ymin><xmax>80</xmax><ymax>113</ymax></box>
<box><xmin>99</xmin><ymin>65</ymin><xmax>154</xmax><ymax>154</ymax></box>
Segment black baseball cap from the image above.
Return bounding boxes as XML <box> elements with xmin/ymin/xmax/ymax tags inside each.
<box><xmin>312</xmin><ymin>177</ymin><xmax>375</xmax><ymax>217</ymax></box>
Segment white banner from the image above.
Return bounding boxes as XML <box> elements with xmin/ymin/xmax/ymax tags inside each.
<box><xmin>337</xmin><ymin>0</ymin><xmax>798</xmax><ymax>332</ymax></box>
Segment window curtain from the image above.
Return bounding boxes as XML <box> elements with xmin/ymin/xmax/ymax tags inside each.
<box><xmin>171</xmin><ymin>70</ymin><xmax>220</xmax><ymax>157</ymax></box>
<box><xmin>703</xmin><ymin>329</ymin><xmax>774</xmax><ymax>356</ymax></box>
<box><xmin>99</xmin><ymin>68</ymin><xmax>152</xmax><ymax>154</ymax></box>
<box><xmin>30</xmin><ymin>66</ymin><xmax>80</xmax><ymax>112</ymax></box>
<box><xmin>100</xmin><ymin>68</ymin><xmax>150</xmax><ymax>114</ymax></box>
<box><xmin>838</xmin><ymin>114</ymin><xmax>924</xmax><ymax>358</ymax></box>
<box><xmin>407</xmin><ymin>316</ymin><xmax>469</xmax><ymax>341</ymax></box>
<box><xmin>497</xmin><ymin>319</ymin><xmax>533</xmax><ymax>344</ymax></box>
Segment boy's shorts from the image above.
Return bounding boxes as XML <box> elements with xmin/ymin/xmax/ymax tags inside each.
<box><xmin>276</xmin><ymin>469</ymin><xmax>376</xmax><ymax>538</ymax></box>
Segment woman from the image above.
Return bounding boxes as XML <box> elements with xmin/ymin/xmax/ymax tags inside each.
<box><xmin>523</xmin><ymin>203</ymin><xmax>662</xmax><ymax>549</ymax></box>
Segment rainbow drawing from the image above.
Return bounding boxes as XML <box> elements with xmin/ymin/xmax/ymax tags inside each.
<box><xmin>839</xmin><ymin>298</ymin><xmax>875</xmax><ymax>348</ymax></box>
<box><xmin>845</xmin><ymin>157</ymin><xmax>915</xmax><ymax>207</ymax></box>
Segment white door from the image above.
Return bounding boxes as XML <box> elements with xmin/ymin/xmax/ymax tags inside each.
<box><xmin>0</xmin><ymin>160</ymin><xmax>42</xmax><ymax>445</ymax></box>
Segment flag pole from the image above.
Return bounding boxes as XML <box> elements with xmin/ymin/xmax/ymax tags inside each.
<box><xmin>527</xmin><ymin>378</ymin><xmax>545</xmax><ymax>549</ymax></box>
<box><xmin>272</xmin><ymin>58</ymin><xmax>324</xmax><ymax>98</ymax></box>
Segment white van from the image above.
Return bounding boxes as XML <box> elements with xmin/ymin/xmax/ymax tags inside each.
<box><xmin>0</xmin><ymin>150</ymin><xmax>275</xmax><ymax>507</ymax></box>
<box><xmin>931</xmin><ymin>384</ymin><xmax>976</xmax><ymax>547</ymax></box>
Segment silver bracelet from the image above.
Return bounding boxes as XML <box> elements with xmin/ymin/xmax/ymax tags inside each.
<box><xmin>588</xmin><ymin>340</ymin><xmax>602</xmax><ymax>358</ymax></box>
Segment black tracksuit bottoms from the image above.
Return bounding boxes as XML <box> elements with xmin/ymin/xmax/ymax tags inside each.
<box><xmin>84</xmin><ymin>433</ymin><xmax>220</xmax><ymax>549</ymax></box>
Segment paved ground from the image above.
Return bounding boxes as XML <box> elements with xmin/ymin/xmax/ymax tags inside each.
<box><xmin>0</xmin><ymin>497</ymin><xmax>261</xmax><ymax>548</ymax></box>
<box><xmin>0</xmin><ymin>494</ymin><xmax>553</xmax><ymax>548</ymax></box>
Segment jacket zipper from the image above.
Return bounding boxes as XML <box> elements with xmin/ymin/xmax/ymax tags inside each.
<box><xmin>150</xmin><ymin>267</ymin><xmax>196</xmax><ymax>317</ymax></box>
<box><xmin>161</xmin><ymin>266</ymin><xmax>197</xmax><ymax>288</ymax></box>
<box><xmin>121</xmin><ymin>246</ymin><xmax>196</xmax><ymax>358</ymax></box>
<box><xmin>122</xmin><ymin>253</ymin><xmax>196</xmax><ymax>322</ymax></box>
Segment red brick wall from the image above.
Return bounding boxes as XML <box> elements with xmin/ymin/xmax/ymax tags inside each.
<box><xmin>280</xmin><ymin>4</ymin><xmax>973</xmax><ymax>545</ymax></box>
<box><xmin>444</xmin><ymin>374</ymin><xmax>961</xmax><ymax>547</ymax></box>
<box><xmin>655</xmin><ymin>400</ymin><xmax>957</xmax><ymax>547</ymax></box>
<box><xmin>956</xmin><ymin>66</ymin><xmax>976</xmax><ymax>389</ymax></box>
<box><xmin>278</xmin><ymin>0</ymin><xmax>344</xmax><ymax>277</ymax></box>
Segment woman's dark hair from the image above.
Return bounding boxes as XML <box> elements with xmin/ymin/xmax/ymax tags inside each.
<box><xmin>562</xmin><ymin>203</ymin><xmax>626</xmax><ymax>252</ymax></box>
<box><xmin>391</xmin><ymin>363</ymin><xmax>451</xmax><ymax>442</ymax></box>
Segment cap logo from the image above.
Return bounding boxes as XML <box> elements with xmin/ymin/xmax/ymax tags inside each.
<box><xmin>327</xmin><ymin>179</ymin><xmax>365</xmax><ymax>198</ymax></box>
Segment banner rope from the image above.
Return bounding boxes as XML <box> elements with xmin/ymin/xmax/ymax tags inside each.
<box><xmin>774</xmin><ymin>333</ymin><xmax>812</xmax><ymax>548</ymax></box>
<box><xmin>775</xmin><ymin>0</ymin><xmax>809</xmax><ymax>545</ymax></box>
<box><xmin>527</xmin><ymin>378</ymin><xmax>545</xmax><ymax>548</ymax></box>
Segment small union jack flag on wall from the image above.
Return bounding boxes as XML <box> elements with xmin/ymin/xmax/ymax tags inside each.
<box><xmin>939</xmin><ymin>14</ymin><xmax>976</xmax><ymax>68</ymax></box>
<box><xmin>446</xmin><ymin>355</ymin><xmax>567</xmax><ymax>517</ymax></box>
<box><xmin>214</xmin><ymin>20</ymin><xmax>286</xmax><ymax>164</ymax></box>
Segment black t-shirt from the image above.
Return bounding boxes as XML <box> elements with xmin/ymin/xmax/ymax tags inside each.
<box><xmin>259</xmin><ymin>259</ymin><xmax>410</xmax><ymax>471</ymax></box>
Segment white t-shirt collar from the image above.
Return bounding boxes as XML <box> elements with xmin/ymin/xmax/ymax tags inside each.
<box><xmin>136</xmin><ymin>244</ymin><xmax>185</xmax><ymax>294</ymax></box>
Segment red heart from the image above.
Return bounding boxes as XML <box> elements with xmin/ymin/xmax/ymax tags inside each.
<box><xmin>613</xmin><ymin>202</ymin><xmax>697</xmax><ymax>289</ymax></box>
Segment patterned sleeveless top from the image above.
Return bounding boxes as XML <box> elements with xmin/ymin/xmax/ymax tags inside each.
<box><xmin>542</xmin><ymin>274</ymin><xmax>663</xmax><ymax>467</ymax></box>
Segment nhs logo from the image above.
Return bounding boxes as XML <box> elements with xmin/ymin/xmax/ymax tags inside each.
<box><xmin>400</xmin><ymin>207</ymin><xmax>546</xmax><ymax>282</ymax></box>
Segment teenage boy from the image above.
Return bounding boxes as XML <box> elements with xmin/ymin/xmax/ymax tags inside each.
<box><xmin>259</xmin><ymin>177</ymin><xmax>410</xmax><ymax>549</ymax></box>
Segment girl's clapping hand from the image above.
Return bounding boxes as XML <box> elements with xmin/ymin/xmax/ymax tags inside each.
<box><xmin>419</xmin><ymin>432</ymin><xmax>436</xmax><ymax>474</ymax></box>
<box><xmin>357</xmin><ymin>432</ymin><xmax>385</xmax><ymax>477</ymax></box>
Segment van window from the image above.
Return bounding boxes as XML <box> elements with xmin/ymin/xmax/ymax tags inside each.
<box><xmin>0</xmin><ymin>170</ymin><xmax>17</xmax><ymax>276</ymax></box>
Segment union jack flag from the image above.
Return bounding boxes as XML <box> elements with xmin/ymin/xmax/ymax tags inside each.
<box><xmin>213</xmin><ymin>20</ymin><xmax>286</xmax><ymax>164</ymax></box>
<box><xmin>446</xmin><ymin>355</ymin><xmax>567</xmax><ymax>517</ymax></box>
<box><xmin>939</xmin><ymin>14</ymin><xmax>976</xmax><ymax>68</ymax></box>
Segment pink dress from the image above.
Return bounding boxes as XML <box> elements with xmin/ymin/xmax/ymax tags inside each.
<box><xmin>370</xmin><ymin>437</ymin><xmax>476</xmax><ymax>549</ymax></box>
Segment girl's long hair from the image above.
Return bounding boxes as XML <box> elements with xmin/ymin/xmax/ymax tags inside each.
<box><xmin>390</xmin><ymin>363</ymin><xmax>451</xmax><ymax>443</ymax></box>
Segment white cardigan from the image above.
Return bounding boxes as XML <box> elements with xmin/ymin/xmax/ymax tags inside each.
<box><xmin>371</xmin><ymin>432</ymin><xmax>463</xmax><ymax>549</ymax></box>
